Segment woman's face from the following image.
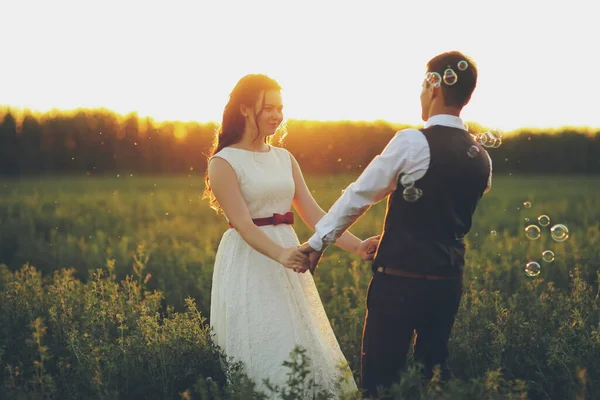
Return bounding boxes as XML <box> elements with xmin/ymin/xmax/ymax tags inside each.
<box><xmin>252</xmin><ymin>90</ymin><xmax>284</xmax><ymax>137</ymax></box>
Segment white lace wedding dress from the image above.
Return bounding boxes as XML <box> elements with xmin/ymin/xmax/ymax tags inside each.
<box><xmin>209</xmin><ymin>146</ymin><xmax>357</xmax><ymax>398</ymax></box>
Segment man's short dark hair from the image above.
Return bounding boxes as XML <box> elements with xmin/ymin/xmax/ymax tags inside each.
<box><xmin>426</xmin><ymin>51</ymin><xmax>478</xmax><ymax>108</ymax></box>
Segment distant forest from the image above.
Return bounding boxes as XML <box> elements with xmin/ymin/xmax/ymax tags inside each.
<box><xmin>1</xmin><ymin>107</ymin><xmax>599</xmax><ymax>176</ymax></box>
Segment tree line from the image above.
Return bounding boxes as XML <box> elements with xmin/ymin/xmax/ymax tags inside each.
<box><xmin>1</xmin><ymin>107</ymin><xmax>599</xmax><ymax>176</ymax></box>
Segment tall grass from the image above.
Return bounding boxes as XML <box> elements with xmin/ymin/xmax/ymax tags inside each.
<box><xmin>1</xmin><ymin>174</ymin><xmax>599</xmax><ymax>399</ymax></box>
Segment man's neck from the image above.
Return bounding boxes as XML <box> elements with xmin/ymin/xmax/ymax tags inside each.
<box><xmin>424</xmin><ymin>113</ymin><xmax>467</xmax><ymax>130</ymax></box>
<box><xmin>428</xmin><ymin>109</ymin><xmax>461</xmax><ymax>119</ymax></box>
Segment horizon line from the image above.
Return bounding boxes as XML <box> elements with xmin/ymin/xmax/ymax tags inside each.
<box><xmin>1</xmin><ymin>104</ymin><xmax>600</xmax><ymax>133</ymax></box>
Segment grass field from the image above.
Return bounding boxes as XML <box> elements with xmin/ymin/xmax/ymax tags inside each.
<box><xmin>1</xmin><ymin>174</ymin><xmax>599</xmax><ymax>399</ymax></box>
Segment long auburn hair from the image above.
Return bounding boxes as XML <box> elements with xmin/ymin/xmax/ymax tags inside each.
<box><xmin>203</xmin><ymin>74</ymin><xmax>286</xmax><ymax>213</ymax></box>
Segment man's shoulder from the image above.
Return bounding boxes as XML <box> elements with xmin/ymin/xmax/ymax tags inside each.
<box><xmin>394</xmin><ymin>127</ymin><xmax>425</xmax><ymax>137</ymax></box>
<box><xmin>390</xmin><ymin>128</ymin><xmax>428</xmax><ymax>147</ymax></box>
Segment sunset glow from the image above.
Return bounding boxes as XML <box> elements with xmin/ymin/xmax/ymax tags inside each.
<box><xmin>1</xmin><ymin>0</ymin><xmax>598</xmax><ymax>132</ymax></box>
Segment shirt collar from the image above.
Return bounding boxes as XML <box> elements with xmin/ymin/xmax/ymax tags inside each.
<box><xmin>424</xmin><ymin>114</ymin><xmax>467</xmax><ymax>130</ymax></box>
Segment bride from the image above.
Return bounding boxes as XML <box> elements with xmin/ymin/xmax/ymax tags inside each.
<box><xmin>204</xmin><ymin>73</ymin><xmax>379</xmax><ymax>398</ymax></box>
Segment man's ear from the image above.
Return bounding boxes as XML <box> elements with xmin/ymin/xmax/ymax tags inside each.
<box><xmin>430</xmin><ymin>85</ymin><xmax>440</xmax><ymax>100</ymax></box>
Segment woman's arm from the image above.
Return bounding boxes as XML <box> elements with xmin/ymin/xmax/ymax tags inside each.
<box><xmin>289</xmin><ymin>153</ymin><xmax>369</xmax><ymax>256</ymax></box>
<box><xmin>208</xmin><ymin>157</ymin><xmax>307</xmax><ymax>269</ymax></box>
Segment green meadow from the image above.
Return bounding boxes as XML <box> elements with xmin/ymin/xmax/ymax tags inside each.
<box><xmin>1</xmin><ymin>174</ymin><xmax>599</xmax><ymax>399</ymax></box>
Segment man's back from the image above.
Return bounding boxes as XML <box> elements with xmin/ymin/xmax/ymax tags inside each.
<box><xmin>372</xmin><ymin>124</ymin><xmax>491</xmax><ymax>277</ymax></box>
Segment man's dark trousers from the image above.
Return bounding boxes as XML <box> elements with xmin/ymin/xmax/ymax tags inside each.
<box><xmin>360</xmin><ymin>270</ymin><xmax>463</xmax><ymax>398</ymax></box>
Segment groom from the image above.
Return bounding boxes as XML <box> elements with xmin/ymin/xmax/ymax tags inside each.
<box><xmin>299</xmin><ymin>50</ymin><xmax>492</xmax><ymax>398</ymax></box>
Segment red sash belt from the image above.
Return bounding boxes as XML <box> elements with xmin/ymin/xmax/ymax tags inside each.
<box><xmin>229</xmin><ymin>212</ymin><xmax>294</xmax><ymax>229</ymax></box>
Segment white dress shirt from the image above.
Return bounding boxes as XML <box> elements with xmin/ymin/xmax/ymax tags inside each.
<box><xmin>307</xmin><ymin>114</ymin><xmax>493</xmax><ymax>251</ymax></box>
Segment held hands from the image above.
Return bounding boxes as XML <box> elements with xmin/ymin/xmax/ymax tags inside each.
<box><xmin>283</xmin><ymin>234</ymin><xmax>382</xmax><ymax>275</ymax></box>
<box><xmin>297</xmin><ymin>242</ymin><xmax>322</xmax><ymax>275</ymax></box>
<box><xmin>278</xmin><ymin>246</ymin><xmax>310</xmax><ymax>271</ymax></box>
<box><xmin>295</xmin><ymin>234</ymin><xmax>381</xmax><ymax>275</ymax></box>
<box><xmin>357</xmin><ymin>235</ymin><xmax>381</xmax><ymax>261</ymax></box>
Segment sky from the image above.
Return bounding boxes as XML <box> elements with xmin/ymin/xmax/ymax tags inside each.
<box><xmin>0</xmin><ymin>0</ymin><xmax>597</xmax><ymax>132</ymax></box>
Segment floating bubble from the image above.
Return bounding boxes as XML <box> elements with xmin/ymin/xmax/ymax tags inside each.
<box><xmin>488</xmin><ymin>130</ymin><xmax>503</xmax><ymax>148</ymax></box>
<box><xmin>538</xmin><ymin>215</ymin><xmax>551</xmax><ymax>227</ymax></box>
<box><xmin>523</xmin><ymin>201</ymin><xmax>532</xmax><ymax>208</ymax></box>
<box><xmin>425</xmin><ymin>72</ymin><xmax>441</xmax><ymax>87</ymax></box>
<box><xmin>474</xmin><ymin>133</ymin><xmax>491</xmax><ymax>148</ymax></box>
<box><xmin>443</xmin><ymin>68</ymin><xmax>458</xmax><ymax>85</ymax></box>
<box><xmin>524</xmin><ymin>217</ymin><xmax>530</xmax><ymax>223</ymax></box>
<box><xmin>402</xmin><ymin>186</ymin><xmax>423</xmax><ymax>203</ymax></box>
<box><xmin>475</xmin><ymin>133</ymin><xmax>487</xmax><ymax>146</ymax></box>
<box><xmin>542</xmin><ymin>250</ymin><xmax>555</xmax><ymax>263</ymax></box>
<box><xmin>550</xmin><ymin>224</ymin><xmax>569</xmax><ymax>242</ymax></box>
<box><xmin>525</xmin><ymin>224</ymin><xmax>541</xmax><ymax>240</ymax></box>
<box><xmin>467</xmin><ymin>145</ymin><xmax>480</xmax><ymax>158</ymax></box>
<box><xmin>400</xmin><ymin>174</ymin><xmax>415</xmax><ymax>188</ymax></box>
<box><xmin>490</xmin><ymin>230</ymin><xmax>497</xmax><ymax>236</ymax></box>
<box><xmin>457</xmin><ymin>60</ymin><xmax>469</xmax><ymax>71</ymax></box>
<box><xmin>475</xmin><ymin>130</ymin><xmax>503</xmax><ymax>148</ymax></box>
<box><xmin>525</xmin><ymin>261</ymin><xmax>541</xmax><ymax>277</ymax></box>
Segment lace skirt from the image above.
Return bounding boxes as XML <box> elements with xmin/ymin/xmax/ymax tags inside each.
<box><xmin>209</xmin><ymin>225</ymin><xmax>358</xmax><ymax>398</ymax></box>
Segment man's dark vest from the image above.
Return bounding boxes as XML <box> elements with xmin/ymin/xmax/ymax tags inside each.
<box><xmin>371</xmin><ymin>125</ymin><xmax>491</xmax><ymax>277</ymax></box>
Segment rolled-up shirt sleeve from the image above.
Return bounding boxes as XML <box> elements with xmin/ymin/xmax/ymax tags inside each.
<box><xmin>307</xmin><ymin>130</ymin><xmax>418</xmax><ymax>251</ymax></box>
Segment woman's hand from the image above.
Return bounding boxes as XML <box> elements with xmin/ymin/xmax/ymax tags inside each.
<box><xmin>278</xmin><ymin>247</ymin><xmax>309</xmax><ymax>270</ymax></box>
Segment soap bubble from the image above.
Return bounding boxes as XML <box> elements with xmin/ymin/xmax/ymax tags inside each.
<box><xmin>550</xmin><ymin>224</ymin><xmax>569</xmax><ymax>242</ymax></box>
<box><xmin>538</xmin><ymin>215</ymin><xmax>551</xmax><ymax>227</ymax></box>
<box><xmin>425</xmin><ymin>72</ymin><xmax>441</xmax><ymax>87</ymax></box>
<box><xmin>542</xmin><ymin>250</ymin><xmax>555</xmax><ymax>263</ymax></box>
<box><xmin>400</xmin><ymin>175</ymin><xmax>415</xmax><ymax>188</ymax></box>
<box><xmin>525</xmin><ymin>261</ymin><xmax>541</xmax><ymax>277</ymax></box>
<box><xmin>443</xmin><ymin>68</ymin><xmax>458</xmax><ymax>85</ymax></box>
<box><xmin>475</xmin><ymin>130</ymin><xmax>503</xmax><ymax>148</ymax></box>
<box><xmin>402</xmin><ymin>187</ymin><xmax>423</xmax><ymax>203</ymax></box>
<box><xmin>525</xmin><ymin>225</ymin><xmax>541</xmax><ymax>240</ymax></box>
<box><xmin>487</xmin><ymin>130</ymin><xmax>503</xmax><ymax>148</ymax></box>
<box><xmin>467</xmin><ymin>145</ymin><xmax>480</xmax><ymax>158</ymax></box>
